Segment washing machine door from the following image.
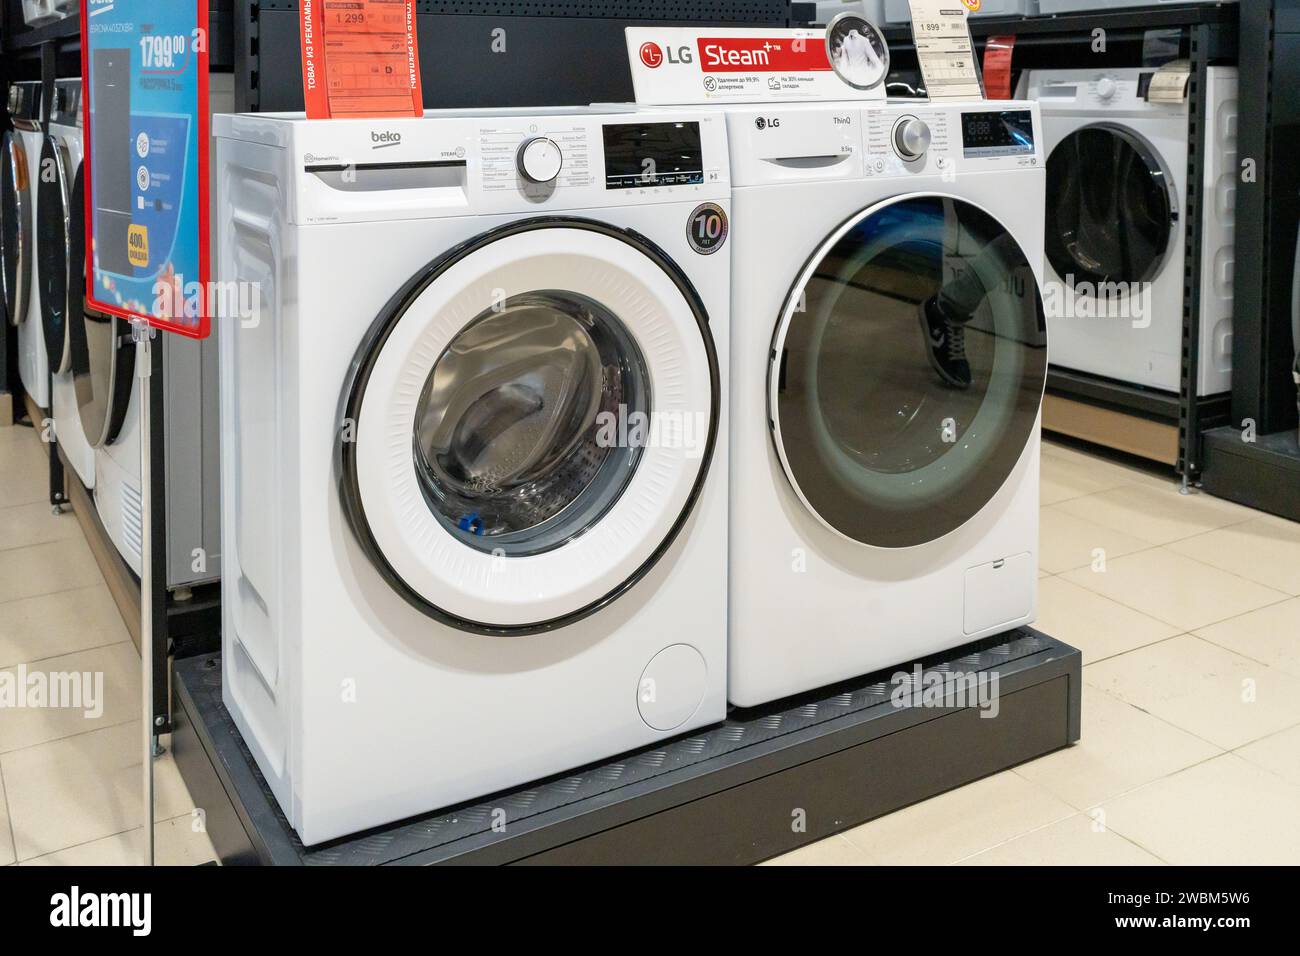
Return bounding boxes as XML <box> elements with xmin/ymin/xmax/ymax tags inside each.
<box><xmin>1045</xmin><ymin>123</ymin><xmax>1177</xmax><ymax>287</ymax></box>
<box><xmin>38</xmin><ymin>135</ymin><xmax>72</xmax><ymax>374</ymax></box>
<box><xmin>341</xmin><ymin>218</ymin><xmax>720</xmax><ymax>634</ymax></box>
<box><xmin>63</xmin><ymin>164</ymin><xmax>129</xmax><ymax>450</ymax></box>
<box><xmin>1</xmin><ymin>130</ymin><xmax>31</xmax><ymax>328</ymax></box>
<box><xmin>770</xmin><ymin>194</ymin><xmax>1047</xmax><ymax>550</ymax></box>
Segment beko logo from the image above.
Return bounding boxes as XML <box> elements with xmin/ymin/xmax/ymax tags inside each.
<box><xmin>755</xmin><ymin>117</ymin><xmax>780</xmax><ymax>130</ymax></box>
<box><xmin>371</xmin><ymin>130</ymin><xmax>402</xmax><ymax>149</ymax></box>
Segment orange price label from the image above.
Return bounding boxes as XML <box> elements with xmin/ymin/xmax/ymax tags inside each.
<box><xmin>300</xmin><ymin>0</ymin><xmax>423</xmax><ymax>119</ymax></box>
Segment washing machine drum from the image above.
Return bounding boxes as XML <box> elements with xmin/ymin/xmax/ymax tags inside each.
<box><xmin>38</xmin><ymin>135</ymin><xmax>73</xmax><ymax>373</ymax></box>
<box><xmin>770</xmin><ymin>194</ymin><xmax>1047</xmax><ymax>550</ymax></box>
<box><xmin>70</xmin><ymin>160</ymin><xmax>133</xmax><ymax>450</ymax></box>
<box><xmin>341</xmin><ymin>218</ymin><xmax>720</xmax><ymax>635</ymax></box>
<box><xmin>1045</xmin><ymin>124</ymin><xmax>1176</xmax><ymax>287</ymax></box>
<box><xmin>1</xmin><ymin>130</ymin><xmax>32</xmax><ymax>328</ymax></box>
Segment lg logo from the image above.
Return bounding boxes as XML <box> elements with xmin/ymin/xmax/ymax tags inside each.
<box><xmin>754</xmin><ymin>117</ymin><xmax>780</xmax><ymax>130</ymax></box>
<box><xmin>639</xmin><ymin>41</ymin><xmax>693</xmax><ymax>68</ymax></box>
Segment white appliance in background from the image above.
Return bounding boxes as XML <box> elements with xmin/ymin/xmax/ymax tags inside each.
<box><xmin>816</xmin><ymin>0</ymin><xmax>888</xmax><ymax>25</ymax></box>
<box><xmin>2</xmin><ymin>86</ymin><xmax>35</xmax><ymax>347</ymax></box>
<box><xmin>20</xmin><ymin>1</ymin><xmax>60</xmax><ymax>26</ymax></box>
<box><xmin>88</xmin><ymin>75</ymin><xmax>233</xmax><ymax>587</ymax></box>
<box><xmin>1021</xmin><ymin>67</ymin><xmax>1238</xmax><ymax>396</ymax></box>
<box><xmin>1039</xmin><ymin>0</ymin><xmax>1233</xmax><ymax>13</ymax></box>
<box><xmin>725</xmin><ymin>100</ymin><xmax>1046</xmax><ymax>707</ymax></box>
<box><xmin>884</xmin><ymin>0</ymin><xmax>1038</xmax><ymax>23</ymax></box>
<box><xmin>5</xmin><ymin>81</ymin><xmax>50</xmax><ymax>410</ymax></box>
<box><xmin>39</xmin><ymin>79</ymin><xmax>95</xmax><ymax>489</ymax></box>
<box><xmin>214</xmin><ymin>106</ymin><xmax>731</xmax><ymax>844</ymax></box>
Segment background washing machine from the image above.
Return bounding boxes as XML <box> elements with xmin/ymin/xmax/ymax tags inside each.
<box><xmin>1022</xmin><ymin>67</ymin><xmax>1237</xmax><ymax>396</ymax></box>
<box><xmin>88</xmin><ymin>75</ymin><xmax>234</xmax><ymax>587</ymax></box>
<box><xmin>2</xmin><ymin>87</ymin><xmax>35</xmax><ymax>361</ymax></box>
<box><xmin>5</xmin><ymin>81</ymin><xmax>50</xmax><ymax>411</ymax></box>
<box><xmin>726</xmin><ymin>101</ymin><xmax>1046</xmax><ymax>707</ymax></box>
<box><xmin>215</xmin><ymin>107</ymin><xmax>732</xmax><ymax>845</ymax></box>
<box><xmin>39</xmin><ymin>79</ymin><xmax>95</xmax><ymax>489</ymax></box>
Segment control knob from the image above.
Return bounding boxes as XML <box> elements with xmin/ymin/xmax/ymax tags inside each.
<box><xmin>517</xmin><ymin>136</ymin><xmax>563</xmax><ymax>185</ymax></box>
<box><xmin>894</xmin><ymin>118</ymin><xmax>932</xmax><ymax>161</ymax></box>
<box><xmin>1096</xmin><ymin>76</ymin><xmax>1118</xmax><ymax>101</ymax></box>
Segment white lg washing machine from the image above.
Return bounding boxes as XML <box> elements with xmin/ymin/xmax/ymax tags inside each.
<box><xmin>726</xmin><ymin>101</ymin><xmax>1046</xmax><ymax>707</ymax></box>
<box><xmin>39</xmin><ymin>79</ymin><xmax>95</xmax><ymax>489</ymax></box>
<box><xmin>3</xmin><ymin>81</ymin><xmax>50</xmax><ymax>411</ymax></box>
<box><xmin>1021</xmin><ymin>67</ymin><xmax>1238</xmax><ymax>396</ymax></box>
<box><xmin>214</xmin><ymin>107</ymin><xmax>731</xmax><ymax>844</ymax></box>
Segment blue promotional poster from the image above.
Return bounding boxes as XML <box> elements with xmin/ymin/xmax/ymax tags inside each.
<box><xmin>82</xmin><ymin>0</ymin><xmax>211</xmax><ymax>338</ymax></box>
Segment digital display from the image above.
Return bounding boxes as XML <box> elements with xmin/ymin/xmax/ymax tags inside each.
<box><xmin>603</xmin><ymin>122</ymin><xmax>704</xmax><ymax>190</ymax></box>
<box><xmin>961</xmin><ymin>110</ymin><xmax>1035</xmax><ymax>157</ymax></box>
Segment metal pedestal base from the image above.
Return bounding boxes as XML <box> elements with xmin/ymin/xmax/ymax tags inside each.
<box><xmin>173</xmin><ymin>628</ymin><xmax>1082</xmax><ymax>866</ymax></box>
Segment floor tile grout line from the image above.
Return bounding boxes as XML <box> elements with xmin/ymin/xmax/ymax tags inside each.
<box><xmin>1060</xmin><ymin>560</ymin><xmax>1294</xmax><ymax>633</ymax></box>
<box><xmin>0</xmin><ymin>713</ymin><xmax>141</xmax><ymax>760</ymax></box>
<box><xmin>0</xmin><ymin>759</ymin><xmax>15</xmax><ymax>865</ymax></box>
<box><xmin>0</xmin><ymin>574</ymin><xmax>114</xmax><ymax>612</ymax></box>
<box><xmin>0</xmin><ymin>636</ymin><xmax>136</xmax><ymax>673</ymax></box>
<box><xmin>1076</xmin><ymin>672</ymin><xmax>1238</xmax><ymax>754</ymax></box>
<box><xmin>14</xmin><ymin>811</ymin><xmax>203</xmax><ymax>866</ymax></box>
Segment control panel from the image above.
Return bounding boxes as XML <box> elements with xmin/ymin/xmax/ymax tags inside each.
<box><xmin>271</xmin><ymin>109</ymin><xmax>731</xmax><ymax>223</ymax></box>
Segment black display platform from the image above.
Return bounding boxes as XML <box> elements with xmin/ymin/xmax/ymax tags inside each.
<box><xmin>172</xmin><ymin>628</ymin><xmax>1081</xmax><ymax>865</ymax></box>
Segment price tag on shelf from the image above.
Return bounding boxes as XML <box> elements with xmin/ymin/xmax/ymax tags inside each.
<box><xmin>300</xmin><ymin>0</ymin><xmax>423</xmax><ymax>119</ymax></box>
<box><xmin>1146</xmin><ymin>59</ymin><xmax>1191</xmax><ymax>104</ymax></box>
<box><xmin>907</xmin><ymin>0</ymin><xmax>984</xmax><ymax>101</ymax></box>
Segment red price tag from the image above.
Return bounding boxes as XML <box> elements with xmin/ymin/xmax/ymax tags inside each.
<box><xmin>300</xmin><ymin>0</ymin><xmax>423</xmax><ymax>119</ymax></box>
<box><xmin>982</xmin><ymin>34</ymin><xmax>1016</xmax><ymax>101</ymax></box>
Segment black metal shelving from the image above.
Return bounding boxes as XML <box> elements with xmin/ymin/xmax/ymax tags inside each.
<box><xmin>1200</xmin><ymin>0</ymin><xmax>1300</xmax><ymax>521</ymax></box>
<box><xmin>880</xmin><ymin>4</ymin><xmax>1240</xmax><ymax>481</ymax></box>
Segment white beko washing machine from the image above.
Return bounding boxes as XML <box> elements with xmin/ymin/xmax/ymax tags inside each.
<box><xmin>38</xmin><ymin>79</ymin><xmax>95</xmax><ymax>489</ymax></box>
<box><xmin>88</xmin><ymin>77</ymin><xmax>232</xmax><ymax>587</ymax></box>
<box><xmin>726</xmin><ymin>101</ymin><xmax>1046</xmax><ymax>707</ymax></box>
<box><xmin>214</xmin><ymin>108</ymin><xmax>731</xmax><ymax>844</ymax></box>
<box><xmin>4</xmin><ymin>81</ymin><xmax>51</xmax><ymax>410</ymax></box>
<box><xmin>1022</xmin><ymin>67</ymin><xmax>1238</xmax><ymax>396</ymax></box>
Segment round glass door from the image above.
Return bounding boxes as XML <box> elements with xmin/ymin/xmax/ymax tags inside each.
<box><xmin>37</xmin><ymin>137</ymin><xmax>71</xmax><ymax>373</ymax></box>
<box><xmin>1045</xmin><ymin>124</ymin><xmax>1176</xmax><ymax>287</ymax></box>
<box><xmin>342</xmin><ymin>220</ymin><xmax>719</xmax><ymax>634</ymax></box>
<box><xmin>770</xmin><ymin>195</ymin><xmax>1047</xmax><ymax>549</ymax></box>
<box><xmin>1</xmin><ymin>131</ymin><xmax>31</xmax><ymax>328</ymax></box>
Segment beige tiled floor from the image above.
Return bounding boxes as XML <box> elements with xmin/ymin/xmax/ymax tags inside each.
<box><xmin>0</xmin><ymin>422</ymin><xmax>216</xmax><ymax>866</ymax></box>
<box><xmin>4</xmin><ymin>419</ymin><xmax>1300</xmax><ymax>866</ymax></box>
<box><xmin>766</xmin><ymin>437</ymin><xmax>1300</xmax><ymax>866</ymax></box>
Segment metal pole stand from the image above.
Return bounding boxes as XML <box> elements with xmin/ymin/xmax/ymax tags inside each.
<box><xmin>131</xmin><ymin>318</ymin><xmax>156</xmax><ymax>867</ymax></box>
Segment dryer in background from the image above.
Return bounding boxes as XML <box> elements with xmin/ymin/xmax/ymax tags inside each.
<box><xmin>4</xmin><ymin>81</ymin><xmax>51</xmax><ymax>412</ymax></box>
<box><xmin>214</xmin><ymin>106</ymin><xmax>731</xmax><ymax>845</ymax></box>
<box><xmin>87</xmin><ymin>75</ymin><xmax>234</xmax><ymax>589</ymax></box>
<box><xmin>725</xmin><ymin>101</ymin><xmax>1047</xmax><ymax>707</ymax></box>
<box><xmin>1021</xmin><ymin>67</ymin><xmax>1238</xmax><ymax>396</ymax></box>
<box><xmin>39</xmin><ymin>78</ymin><xmax>95</xmax><ymax>490</ymax></box>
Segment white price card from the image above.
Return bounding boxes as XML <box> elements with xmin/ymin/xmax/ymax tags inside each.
<box><xmin>907</xmin><ymin>0</ymin><xmax>984</xmax><ymax>101</ymax></box>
